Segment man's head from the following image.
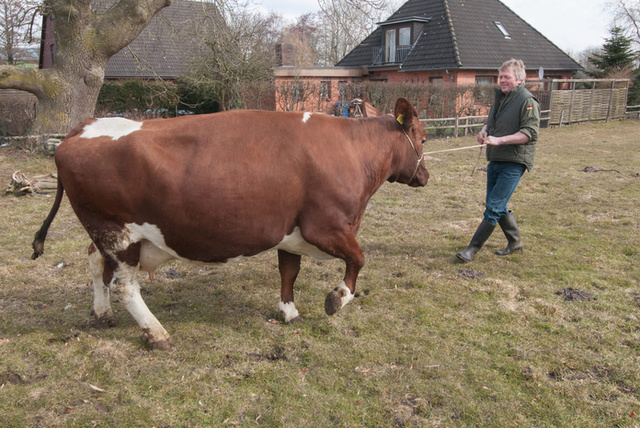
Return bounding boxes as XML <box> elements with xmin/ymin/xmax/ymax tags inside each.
<box><xmin>498</xmin><ymin>59</ymin><xmax>526</xmax><ymax>94</ymax></box>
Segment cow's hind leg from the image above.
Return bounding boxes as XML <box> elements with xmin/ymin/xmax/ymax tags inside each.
<box><xmin>88</xmin><ymin>243</ymin><xmax>116</xmax><ymax>327</ymax></box>
<box><xmin>101</xmin><ymin>241</ymin><xmax>174</xmax><ymax>350</ymax></box>
<box><xmin>278</xmin><ymin>250</ymin><xmax>301</xmax><ymax>322</ymax></box>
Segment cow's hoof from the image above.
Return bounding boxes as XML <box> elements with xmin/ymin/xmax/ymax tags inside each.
<box><xmin>142</xmin><ymin>330</ymin><xmax>175</xmax><ymax>350</ymax></box>
<box><xmin>325</xmin><ymin>286</ymin><xmax>346</xmax><ymax>315</ymax></box>
<box><xmin>279</xmin><ymin>301</ymin><xmax>300</xmax><ymax>323</ymax></box>
<box><xmin>92</xmin><ymin>311</ymin><xmax>117</xmax><ymax>328</ymax></box>
<box><xmin>148</xmin><ymin>338</ymin><xmax>175</xmax><ymax>351</ymax></box>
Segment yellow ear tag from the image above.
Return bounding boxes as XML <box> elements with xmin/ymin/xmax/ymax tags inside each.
<box><xmin>396</xmin><ymin>114</ymin><xmax>404</xmax><ymax>125</ymax></box>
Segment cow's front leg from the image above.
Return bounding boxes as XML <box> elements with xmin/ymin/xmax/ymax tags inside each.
<box><xmin>88</xmin><ymin>244</ymin><xmax>116</xmax><ymax>327</ymax></box>
<box><xmin>324</xmin><ymin>235</ymin><xmax>363</xmax><ymax>316</ymax></box>
<box><xmin>278</xmin><ymin>250</ymin><xmax>301</xmax><ymax>322</ymax></box>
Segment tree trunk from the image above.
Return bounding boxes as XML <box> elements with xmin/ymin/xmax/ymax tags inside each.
<box><xmin>30</xmin><ymin>63</ymin><xmax>106</xmax><ymax>135</ymax></box>
<box><xmin>0</xmin><ymin>0</ymin><xmax>172</xmax><ymax>136</ymax></box>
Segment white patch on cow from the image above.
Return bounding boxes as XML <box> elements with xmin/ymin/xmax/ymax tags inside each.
<box><xmin>336</xmin><ymin>281</ymin><xmax>354</xmax><ymax>308</ymax></box>
<box><xmin>302</xmin><ymin>112</ymin><xmax>312</xmax><ymax>123</ymax></box>
<box><xmin>125</xmin><ymin>222</ymin><xmax>183</xmax><ymax>265</ymax></box>
<box><xmin>80</xmin><ymin>117</ymin><xmax>143</xmax><ymax>140</ymax></box>
<box><xmin>276</xmin><ymin>227</ymin><xmax>334</xmax><ymax>260</ymax></box>
<box><xmin>279</xmin><ymin>301</ymin><xmax>300</xmax><ymax>323</ymax></box>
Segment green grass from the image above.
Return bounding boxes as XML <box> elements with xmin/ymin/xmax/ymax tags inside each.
<box><xmin>1</xmin><ymin>120</ymin><xmax>639</xmax><ymax>426</ymax></box>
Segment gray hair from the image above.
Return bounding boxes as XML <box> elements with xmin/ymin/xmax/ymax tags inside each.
<box><xmin>500</xmin><ymin>59</ymin><xmax>526</xmax><ymax>81</ymax></box>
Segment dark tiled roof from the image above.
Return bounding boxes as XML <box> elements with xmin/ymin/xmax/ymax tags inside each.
<box><xmin>337</xmin><ymin>0</ymin><xmax>581</xmax><ymax>72</ymax></box>
<box><xmin>100</xmin><ymin>0</ymin><xmax>218</xmax><ymax>80</ymax></box>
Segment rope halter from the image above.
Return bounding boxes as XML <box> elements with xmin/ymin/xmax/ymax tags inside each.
<box><xmin>397</xmin><ymin>114</ymin><xmax>424</xmax><ymax>181</ymax></box>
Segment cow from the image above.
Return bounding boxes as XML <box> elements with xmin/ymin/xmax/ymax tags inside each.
<box><xmin>32</xmin><ymin>98</ymin><xmax>429</xmax><ymax>350</ymax></box>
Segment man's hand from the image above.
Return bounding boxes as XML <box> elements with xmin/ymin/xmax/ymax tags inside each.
<box><xmin>484</xmin><ymin>135</ymin><xmax>501</xmax><ymax>146</ymax></box>
<box><xmin>477</xmin><ymin>126</ymin><xmax>488</xmax><ymax>144</ymax></box>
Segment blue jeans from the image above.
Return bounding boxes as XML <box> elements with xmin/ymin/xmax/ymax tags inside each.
<box><xmin>484</xmin><ymin>161</ymin><xmax>526</xmax><ymax>225</ymax></box>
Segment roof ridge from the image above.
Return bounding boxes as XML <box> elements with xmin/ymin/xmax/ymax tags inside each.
<box><xmin>443</xmin><ymin>0</ymin><xmax>462</xmax><ymax>67</ymax></box>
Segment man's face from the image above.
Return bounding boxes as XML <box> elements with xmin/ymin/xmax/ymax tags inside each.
<box><xmin>498</xmin><ymin>67</ymin><xmax>522</xmax><ymax>94</ymax></box>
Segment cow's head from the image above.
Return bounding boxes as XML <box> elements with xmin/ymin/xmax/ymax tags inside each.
<box><xmin>391</xmin><ymin>98</ymin><xmax>429</xmax><ymax>187</ymax></box>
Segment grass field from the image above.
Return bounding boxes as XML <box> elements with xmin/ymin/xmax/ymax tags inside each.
<box><xmin>1</xmin><ymin>120</ymin><xmax>639</xmax><ymax>427</ymax></box>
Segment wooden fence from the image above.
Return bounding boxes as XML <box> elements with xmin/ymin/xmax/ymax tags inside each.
<box><xmin>548</xmin><ymin>79</ymin><xmax>629</xmax><ymax>125</ymax></box>
<box><xmin>421</xmin><ymin>78</ymin><xmax>631</xmax><ymax>137</ymax></box>
<box><xmin>421</xmin><ymin>110</ymin><xmax>551</xmax><ymax>137</ymax></box>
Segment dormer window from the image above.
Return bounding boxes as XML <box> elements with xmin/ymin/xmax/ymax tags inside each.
<box><xmin>495</xmin><ymin>21</ymin><xmax>511</xmax><ymax>39</ymax></box>
<box><xmin>399</xmin><ymin>27</ymin><xmax>411</xmax><ymax>46</ymax></box>
<box><xmin>385</xmin><ymin>29</ymin><xmax>397</xmax><ymax>62</ymax></box>
<box><xmin>385</xmin><ymin>26</ymin><xmax>412</xmax><ymax>63</ymax></box>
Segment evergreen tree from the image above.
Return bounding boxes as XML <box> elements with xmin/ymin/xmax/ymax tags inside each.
<box><xmin>588</xmin><ymin>26</ymin><xmax>637</xmax><ymax>77</ymax></box>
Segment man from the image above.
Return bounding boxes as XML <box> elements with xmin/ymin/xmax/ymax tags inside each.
<box><xmin>456</xmin><ymin>59</ymin><xmax>540</xmax><ymax>263</ymax></box>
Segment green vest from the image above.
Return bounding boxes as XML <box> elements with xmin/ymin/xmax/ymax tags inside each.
<box><xmin>486</xmin><ymin>84</ymin><xmax>539</xmax><ymax>171</ymax></box>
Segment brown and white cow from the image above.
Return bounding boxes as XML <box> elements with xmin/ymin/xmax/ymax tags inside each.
<box><xmin>32</xmin><ymin>98</ymin><xmax>429</xmax><ymax>349</ymax></box>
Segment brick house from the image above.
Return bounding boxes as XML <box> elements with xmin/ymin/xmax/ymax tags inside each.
<box><xmin>274</xmin><ymin>0</ymin><xmax>582</xmax><ymax>113</ymax></box>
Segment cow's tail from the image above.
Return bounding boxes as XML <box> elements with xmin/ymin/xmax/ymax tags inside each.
<box><xmin>31</xmin><ymin>176</ymin><xmax>65</xmax><ymax>260</ymax></box>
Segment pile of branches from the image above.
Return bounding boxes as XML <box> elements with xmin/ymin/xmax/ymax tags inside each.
<box><xmin>5</xmin><ymin>171</ymin><xmax>58</xmax><ymax>196</ymax></box>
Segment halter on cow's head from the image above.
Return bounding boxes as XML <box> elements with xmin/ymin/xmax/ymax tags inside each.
<box><xmin>392</xmin><ymin>98</ymin><xmax>429</xmax><ymax>187</ymax></box>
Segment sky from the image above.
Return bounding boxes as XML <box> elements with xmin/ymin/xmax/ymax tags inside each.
<box><xmin>251</xmin><ymin>0</ymin><xmax>613</xmax><ymax>55</ymax></box>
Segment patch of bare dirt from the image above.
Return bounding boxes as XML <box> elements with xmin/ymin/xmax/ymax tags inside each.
<box><xmin>247</xmin><ymin>346</ymin><xmax>288</xmax><ymax>362</ymax></box>
<box><xmin>457</xmin><ymin>269</ymin><xmax>485</xmax><ymax>280</ymax></box>
<box><xmin>0</xmin><ymin>370</ymin><xmax>24</xmax><ymax>385</ymax></box>
<box><xmin>555</xmin><ymin>287</ymin><xmax>596</xmax><ymax>301</ymax></box>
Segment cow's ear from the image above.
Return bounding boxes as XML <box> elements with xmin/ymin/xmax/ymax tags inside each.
<box><xmin>394</xmin><ymin>98</ymin><xmax>414</xmax><ymax>128</ymax></box>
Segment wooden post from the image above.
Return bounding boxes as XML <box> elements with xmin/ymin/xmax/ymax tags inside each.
<box><xmin>568</xmin><ymin>85</ymin><xmax>575</xmax><ymax>125</ymax></box>
<box><xmin>588</xmin><ymin>82</ymin><xmax>596</xmax><ymax>121</ymax></box>
<box><xmin>548</xmin><ymin>79</ymin><xmax>555</xmax><ymax>125</ymax></box>
<box><xmin>454</xmin><ymin>115</ymin><xmax>459</xmax><ymax>138</ymax></box>
<box><xmin>606</xmin><ymin>80</ymin><xmax>615</xmax><ymax>121</ymax></box>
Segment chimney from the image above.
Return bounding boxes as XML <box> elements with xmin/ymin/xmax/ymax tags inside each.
<box><xmin>276</xmin><ymin>43</ymin><xmax>295</xmax><ymax>67</ymax></box>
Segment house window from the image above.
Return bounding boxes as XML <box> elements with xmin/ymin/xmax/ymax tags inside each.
<box><xmin>292</xmin><ymin>81</ymin><xmax>304</xmax><ymax>102</ymax></box>
<box><xmin>475</xmin><ymin>77</ymin><xmax>494</xmax><ymax>85</ymax></box>
<box><xmin>399</xmin><ymin>27</ymin><xmax>411</xmax><ymax>46</ymax></box>
<box><xmin>494</xmin><ymin>21</ymin><xmax>511</xmax><ymax>39</ymax></box>
<box><xmin>320</xmin><ymin>81</ymin><xmax>331</xmax><ymax>100</ymax></box>
<box><xmin>385</xmin><ymin>29</ymin><xmax>396</xmax><ymax>63</ymax></box>
<box><xmin>385</xmin><ymin>27</ymin><xmax>411</xmax><ymax>63</ymax></box>
<box><xmin>429</xmin><ymin>76</ymin><xmax>443</xmax><ymax>85</ymax></box>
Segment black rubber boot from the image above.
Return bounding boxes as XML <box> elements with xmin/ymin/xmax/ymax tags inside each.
<box><xmin>495</xmin><ymin>211</ymin><xmax>524</xmax><ymax>256</ymax></box>
<box><xmin>456</xmin><ymin>220</ymin><xmax>496</xmax><ymax>263</ymax></box>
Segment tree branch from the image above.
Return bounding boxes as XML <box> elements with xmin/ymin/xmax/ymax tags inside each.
<box><xmin>93</xmin><ymin>0</ymin><xmax>173</xmax><ymax>56</ymax></box>
<box><xmin>0</xmin><ymin>65</ymin><xmax>46</xmax><ymax>98</ymax></box>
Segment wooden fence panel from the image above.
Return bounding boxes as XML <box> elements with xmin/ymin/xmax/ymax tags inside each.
<box><xmin>548</xmin><ymin>79</ymin><xmax>629</xmax><ymax>126</ymax></box>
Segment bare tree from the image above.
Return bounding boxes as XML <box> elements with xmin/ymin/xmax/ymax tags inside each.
<box><xmin>316</xmin><ymin>0</ymin><xmax>389</xmax><ymax>66</ymax></box>
<box><xmin>182</xmin><ymin>5</ymin><xmax>281</xmax><ymax>110</ymax></box>
<box><xmin>611</xmin><ymin>0</ymin><xmax>640</xmax><ymax>48</ymax></box>
<box><xmin>0</xmin><ymin>0</ymin><xmax>40</xmax><ymax>65</ymax></box>
<box><xmin>281</xmin><ymin>13</ymin><xmax>320</xmax><ymax>67</ymax></box>
<box><xmin>0</xmin><ymin>0</ymin><xmax>172</xmax><ymax>135</ymax></box>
